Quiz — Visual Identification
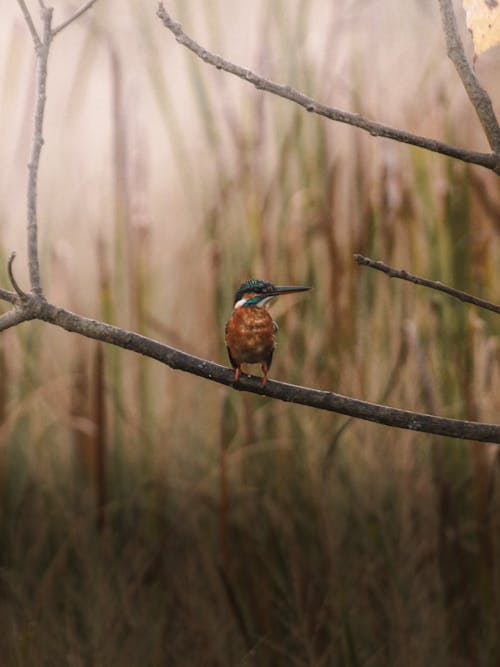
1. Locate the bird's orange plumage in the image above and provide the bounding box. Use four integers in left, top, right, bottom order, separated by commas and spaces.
224, 305, 276, 368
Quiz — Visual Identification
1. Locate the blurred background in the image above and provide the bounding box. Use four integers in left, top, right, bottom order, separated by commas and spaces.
0, 0, 499, 664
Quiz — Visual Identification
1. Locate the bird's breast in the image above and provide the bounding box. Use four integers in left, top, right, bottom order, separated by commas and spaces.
225, 307, 276, 364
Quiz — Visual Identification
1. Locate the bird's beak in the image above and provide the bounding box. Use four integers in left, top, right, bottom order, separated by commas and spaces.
268, 285, 311, 297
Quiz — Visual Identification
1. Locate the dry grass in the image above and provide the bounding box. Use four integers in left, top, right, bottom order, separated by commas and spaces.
0, 0, 499, 664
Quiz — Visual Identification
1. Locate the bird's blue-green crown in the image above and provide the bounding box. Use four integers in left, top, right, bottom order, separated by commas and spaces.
234, 279, 275, 306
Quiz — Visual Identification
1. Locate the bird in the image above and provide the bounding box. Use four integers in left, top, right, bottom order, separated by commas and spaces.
225, 279, 311, 386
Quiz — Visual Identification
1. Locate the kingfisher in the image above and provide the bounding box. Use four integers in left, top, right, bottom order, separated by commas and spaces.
225, 279, 311, 386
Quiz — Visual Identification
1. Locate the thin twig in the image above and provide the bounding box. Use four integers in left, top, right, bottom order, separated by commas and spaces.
16, 0, 42, 48
25, 5, 53, 297
7, 253, 28, 301
156, 3, 500, 174
354, 254, 500, 315
52, 0, 98, 37
438, 0, 500, 154
17, 0, 98, 300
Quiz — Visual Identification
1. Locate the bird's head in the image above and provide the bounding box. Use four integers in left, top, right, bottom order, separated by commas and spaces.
233, 279, 311, 309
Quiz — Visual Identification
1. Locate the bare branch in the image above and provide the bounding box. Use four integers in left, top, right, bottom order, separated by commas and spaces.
7, 253, 29, 301
354, 254, 500, 315
0, 309, 30, 334
2, 277, 500, 442
9, 300, 492, 445
16, 0, 42, 48
156, 3, 500, 174
0, 289, 17, 306
24, 5, 53, 298
20, 0, 98, 297
438, 0, 500, 154
52, 0, 98, 37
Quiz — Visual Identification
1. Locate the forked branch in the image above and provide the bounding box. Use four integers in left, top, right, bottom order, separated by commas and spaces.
156, 2, 500, 174
17, 0, 98, 297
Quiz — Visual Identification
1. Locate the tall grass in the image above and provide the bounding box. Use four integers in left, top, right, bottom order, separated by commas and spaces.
0, 0, 499, 664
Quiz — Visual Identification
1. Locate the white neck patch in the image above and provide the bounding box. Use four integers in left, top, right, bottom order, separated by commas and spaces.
234, 296, 273, 309
234, 298, 247, 309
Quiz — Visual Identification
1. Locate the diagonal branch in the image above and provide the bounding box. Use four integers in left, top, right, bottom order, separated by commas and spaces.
156, 3, 500, 174
438, 0, 500, 154
0, 309, 31, 333
0, 289, 17, 306
354, 254, 500, 315
16, 0, 42, 48
28, 301, 500, 445
52, 0, 98, 37
2, 284, 500, 441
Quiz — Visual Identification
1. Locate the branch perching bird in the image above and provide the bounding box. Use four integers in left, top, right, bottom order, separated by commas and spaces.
225, 279, 311, 385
